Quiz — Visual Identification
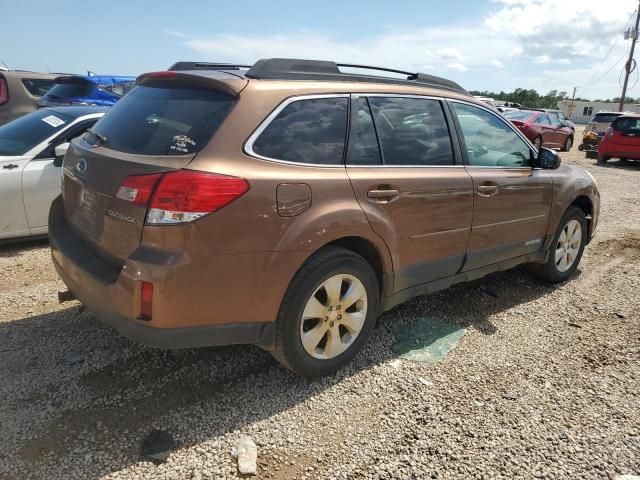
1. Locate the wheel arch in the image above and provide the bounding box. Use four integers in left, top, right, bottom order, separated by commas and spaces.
323, 236, 393, 297
570, 194, 594, 238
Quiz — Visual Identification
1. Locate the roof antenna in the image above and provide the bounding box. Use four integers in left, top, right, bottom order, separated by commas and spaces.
0, 60, 9, 71
87, 70, 96, 76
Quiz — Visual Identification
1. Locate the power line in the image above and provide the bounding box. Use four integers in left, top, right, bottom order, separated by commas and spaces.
583, 9, 635, 87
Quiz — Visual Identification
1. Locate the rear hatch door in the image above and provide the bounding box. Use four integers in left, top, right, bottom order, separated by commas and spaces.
61, 72, 244, 265
611, 116, 640, 146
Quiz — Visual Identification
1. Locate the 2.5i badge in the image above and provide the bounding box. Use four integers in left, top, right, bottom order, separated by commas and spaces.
169, 135, 196, 153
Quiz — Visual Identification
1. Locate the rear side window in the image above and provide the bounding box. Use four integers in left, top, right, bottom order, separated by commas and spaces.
367, 97, 454, 166
537, 114, 551, 125
22, 78, 56, 97
45, 78, 94, 99
89, 85, 236, 155
252, 97, 348, 165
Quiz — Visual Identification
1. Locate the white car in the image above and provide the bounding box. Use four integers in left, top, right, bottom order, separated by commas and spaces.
0, 106, 106, 241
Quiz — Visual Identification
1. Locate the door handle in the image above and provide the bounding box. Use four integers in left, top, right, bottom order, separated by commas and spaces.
477, 184, 499, 197
367, 188, 400, 202
2, 164, 19, 170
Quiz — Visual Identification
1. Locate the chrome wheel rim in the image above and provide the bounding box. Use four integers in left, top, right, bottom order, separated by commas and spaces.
555, 219, 582, 272
299, 274, 367, 360
534, 137, 542, 149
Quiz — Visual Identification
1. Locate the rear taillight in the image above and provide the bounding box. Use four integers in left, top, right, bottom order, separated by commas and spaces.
116, 173, 163, 205
606, 127, 614, 138
116, 170, 249, 224
140, 281, 153, 320
0, 78, 7, 106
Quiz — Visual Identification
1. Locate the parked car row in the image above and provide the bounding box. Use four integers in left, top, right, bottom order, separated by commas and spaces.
0, 69, 133, 127
42, 58, 599, 377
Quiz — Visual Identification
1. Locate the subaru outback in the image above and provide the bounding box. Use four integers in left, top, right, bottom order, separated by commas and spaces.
49, 59, 600, 377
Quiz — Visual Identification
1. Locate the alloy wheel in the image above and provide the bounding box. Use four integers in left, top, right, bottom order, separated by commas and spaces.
299, 274, 368, 360
555, 219, 582, 272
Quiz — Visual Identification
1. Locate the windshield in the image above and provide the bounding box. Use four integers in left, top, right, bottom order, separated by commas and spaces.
504, 111, 534, 121
45, 78, 94, 99
0, 109, 74, 156
89, 85, 236, 156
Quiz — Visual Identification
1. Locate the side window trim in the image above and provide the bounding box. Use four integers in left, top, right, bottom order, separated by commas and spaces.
346, 94, 383, 166
244, 93, 350, 168
446, 98, 536, 169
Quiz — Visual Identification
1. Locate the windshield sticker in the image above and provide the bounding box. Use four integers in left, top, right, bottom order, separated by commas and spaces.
170, 134, 196, 153
42, 115, 66, 128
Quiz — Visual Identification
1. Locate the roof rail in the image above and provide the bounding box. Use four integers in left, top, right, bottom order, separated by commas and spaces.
168, 61, 252, 71
245, 58, 468, 93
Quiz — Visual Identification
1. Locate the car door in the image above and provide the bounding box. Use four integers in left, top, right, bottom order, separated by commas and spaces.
0, 155, 31, 239
449, 100, 553, 271
345, 95, 473, 291
22, 119, 98, 234
548, 113, 567, 147
535, 114, 556, 147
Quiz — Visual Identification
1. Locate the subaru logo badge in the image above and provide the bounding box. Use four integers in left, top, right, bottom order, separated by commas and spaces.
76, 158, 88, 174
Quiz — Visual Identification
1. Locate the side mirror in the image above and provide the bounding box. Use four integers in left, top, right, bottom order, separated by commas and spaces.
535, 147, 561, 169
53, 142, 69, 167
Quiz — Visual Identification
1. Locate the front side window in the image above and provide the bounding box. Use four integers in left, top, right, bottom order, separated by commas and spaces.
451, 102, 532, 167
252, 97, 348, 165
367, 97, 454, 166
548, 113, 562, 126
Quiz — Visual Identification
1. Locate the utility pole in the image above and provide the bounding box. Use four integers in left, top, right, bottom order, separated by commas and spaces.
619, 1, 640, 112
568, 86, 577, 119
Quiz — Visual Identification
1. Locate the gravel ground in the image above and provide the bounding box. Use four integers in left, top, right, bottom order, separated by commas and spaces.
0, 149, 639, 480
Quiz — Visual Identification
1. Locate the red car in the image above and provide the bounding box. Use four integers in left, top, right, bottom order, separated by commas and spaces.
504, 109, 574, 151
598, 113, 640, 164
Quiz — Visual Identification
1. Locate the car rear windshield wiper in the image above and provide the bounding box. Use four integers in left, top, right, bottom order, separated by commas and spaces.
85, 128, 108, 147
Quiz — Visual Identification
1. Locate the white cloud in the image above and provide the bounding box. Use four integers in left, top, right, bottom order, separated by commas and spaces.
435, 47, 465, 62
446, 62, 469, 72
168, 0, 637, 98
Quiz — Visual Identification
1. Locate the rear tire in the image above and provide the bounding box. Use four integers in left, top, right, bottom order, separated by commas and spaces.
562, 135, 573, 152
530, 206, 587, 283
597, 154, 609, 164
271, 247, 379, 378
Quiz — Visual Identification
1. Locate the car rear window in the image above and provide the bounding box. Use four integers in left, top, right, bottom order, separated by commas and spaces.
45, 78, 94, 99
592, 113, 621, 124
503, 111, 534, 121
613, 117, 640, 132
22, 78, 56, 97
0, 109, 74, 155
89, 85, 236, 156
251, 97, 349, 165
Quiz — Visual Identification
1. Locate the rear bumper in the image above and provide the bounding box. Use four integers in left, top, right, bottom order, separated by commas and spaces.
48, 196, 275, 349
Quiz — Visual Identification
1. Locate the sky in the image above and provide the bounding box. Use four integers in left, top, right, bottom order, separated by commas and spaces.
1, 0, 638, 100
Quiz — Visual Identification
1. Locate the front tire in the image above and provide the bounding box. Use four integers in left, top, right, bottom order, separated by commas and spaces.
271, 247, 379, 378
562, 135, 573, 152
530, 206, 587, 283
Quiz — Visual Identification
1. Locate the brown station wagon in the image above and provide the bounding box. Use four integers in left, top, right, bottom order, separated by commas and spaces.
49, 59, 600, 377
